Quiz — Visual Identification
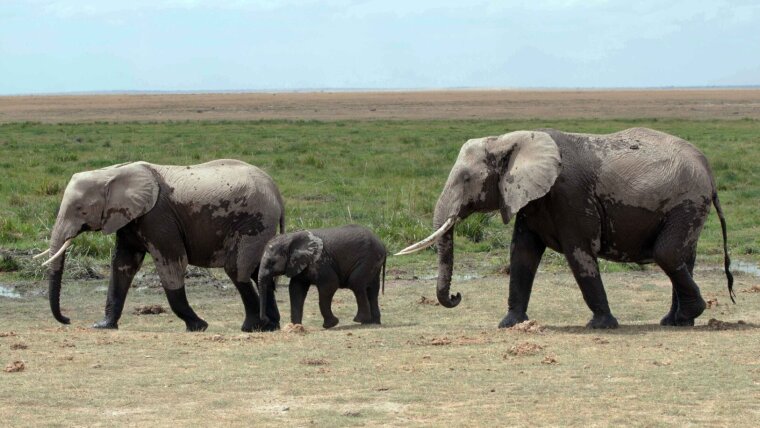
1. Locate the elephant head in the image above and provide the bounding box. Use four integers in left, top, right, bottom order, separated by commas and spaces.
257, 231, 323, 322
39, 162, 159, 324
397, 131, 562, 307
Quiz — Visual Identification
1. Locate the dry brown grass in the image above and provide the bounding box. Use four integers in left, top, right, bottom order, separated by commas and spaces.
2, 88, 760, 123
1, 267, 758, 426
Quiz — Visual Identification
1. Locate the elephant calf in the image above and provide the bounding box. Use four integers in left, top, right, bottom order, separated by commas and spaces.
257, 225, 387, 329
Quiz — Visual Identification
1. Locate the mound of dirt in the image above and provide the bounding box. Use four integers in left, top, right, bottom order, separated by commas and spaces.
705, 318, 747, 330
4, 361, 25, 373
0, 331, 17, 338
508, 320, 546, 334
417, 296, 439, 306
300, 358, 328, 366
430, 337, 452, 346
10, 343, 27, 350
133, 305, 165, 315
506, 342, 544, 357
706, 298, 719, 309
741, 285, 760, 293
283, 323, 307, 334
541, 355, 559, 365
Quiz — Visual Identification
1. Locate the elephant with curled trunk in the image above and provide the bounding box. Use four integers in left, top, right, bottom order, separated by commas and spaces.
398, 127, 733, 329
38, 159, 284, 332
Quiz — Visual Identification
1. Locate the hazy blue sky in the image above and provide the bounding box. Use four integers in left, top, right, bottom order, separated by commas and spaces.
1, 0, 759, 94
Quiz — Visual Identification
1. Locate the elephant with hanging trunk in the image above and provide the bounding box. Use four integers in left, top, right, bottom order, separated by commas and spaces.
397, 127, 734, 329
37, 159, 284, 332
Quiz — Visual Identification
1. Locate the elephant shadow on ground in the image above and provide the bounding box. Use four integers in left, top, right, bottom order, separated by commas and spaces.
544, 321, 759, 336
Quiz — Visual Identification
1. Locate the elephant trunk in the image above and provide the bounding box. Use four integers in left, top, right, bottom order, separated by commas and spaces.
47, 226, 73, 324
433, 195, 462, 308
46, 213, 80, 325
257, 270, 274, 324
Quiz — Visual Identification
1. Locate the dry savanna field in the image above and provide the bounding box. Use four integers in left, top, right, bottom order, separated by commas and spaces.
1, 89, 759, 426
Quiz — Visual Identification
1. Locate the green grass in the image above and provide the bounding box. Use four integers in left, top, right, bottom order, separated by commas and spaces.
1, 119, 758, 276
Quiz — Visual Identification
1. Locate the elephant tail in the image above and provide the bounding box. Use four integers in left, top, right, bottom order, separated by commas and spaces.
712, 191, 735, 303
381, 256, 386, 295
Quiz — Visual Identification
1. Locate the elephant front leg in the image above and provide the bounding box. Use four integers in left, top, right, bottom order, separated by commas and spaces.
564, 247, 618, 329
288, 278, 310, 325
155, 256, 207, 332
94, 233, 145, 329
317, 283, 339, 329
499, 219, 546, 328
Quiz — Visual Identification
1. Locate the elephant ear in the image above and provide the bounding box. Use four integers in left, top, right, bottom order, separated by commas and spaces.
101, 163, 159, 234
286, 232, 323, 277
488, 131, 562, 224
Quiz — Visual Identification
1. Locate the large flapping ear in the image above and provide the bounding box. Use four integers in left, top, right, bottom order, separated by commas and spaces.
101, 163, 159, 234
486, 131, 562, 224
286, 232, 324, 277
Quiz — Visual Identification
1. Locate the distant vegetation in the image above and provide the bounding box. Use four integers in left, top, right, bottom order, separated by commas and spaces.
1, 119, 757, 277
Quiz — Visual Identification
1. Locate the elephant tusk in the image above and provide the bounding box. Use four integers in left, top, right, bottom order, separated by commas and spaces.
32, 249, 50, 259
395, 218, 456, 256
41, 239, 73, 267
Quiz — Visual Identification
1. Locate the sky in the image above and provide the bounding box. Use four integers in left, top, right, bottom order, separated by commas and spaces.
1, 0, 759, 94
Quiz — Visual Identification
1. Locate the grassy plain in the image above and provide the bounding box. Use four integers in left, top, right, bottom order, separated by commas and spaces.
1, 114, 759, 426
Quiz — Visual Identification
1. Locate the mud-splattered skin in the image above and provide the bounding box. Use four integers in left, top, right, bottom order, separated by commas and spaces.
44, 159, 284, 332
257, 225, 387, 329
423, 128, 732, 329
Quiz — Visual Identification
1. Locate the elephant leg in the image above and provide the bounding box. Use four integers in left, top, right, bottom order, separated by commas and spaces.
94, 231, 145, 329
225, 266, 279, 332
564, 247, 618, 329
660, 252, 696, 326
351, 286, 373, 324
164, 287, 208, 332
288, 277, 310, 325
154, 255, 207, 332
367, 279, 382, 324
654, 218, 705, 326
317, 283, 339, 329
499, 217, 546, 328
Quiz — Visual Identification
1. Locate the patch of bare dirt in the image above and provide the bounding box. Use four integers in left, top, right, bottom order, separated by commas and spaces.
283, 323, 307, 334
430, 337, 452, 346
506, 342, 544, 357
507, 320, 547, 334
741, 285, 760, 293
205, 334, 226, 342
10, 343, 28, 350
133, 304, 166, 315
3, 89, 759, 123
4, 360, 25, 373
0, 331, 17, 338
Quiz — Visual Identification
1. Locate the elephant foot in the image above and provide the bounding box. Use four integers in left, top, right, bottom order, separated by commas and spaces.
322, 317, 339, 329
498, 310, 529, 329
92, 319, 118, 329
586, 313, 619, 329
242, 318, 280, 332
659, 311, 677, 326
675, 298, 705, 326
353, 314, 373, 324
185, 319, 209, 332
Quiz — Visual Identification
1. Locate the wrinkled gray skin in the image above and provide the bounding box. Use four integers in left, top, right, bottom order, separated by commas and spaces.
45, 159, 284, 332
257, 225, 386, 329
427, 128, 733, 328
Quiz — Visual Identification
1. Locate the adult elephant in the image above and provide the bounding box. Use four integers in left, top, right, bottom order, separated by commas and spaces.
397, 128, 733, 328
37, 159, 284, 332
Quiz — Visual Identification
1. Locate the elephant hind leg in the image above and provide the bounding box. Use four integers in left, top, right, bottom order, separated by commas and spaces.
367, 278, 382, 324
654, 217, 705, 326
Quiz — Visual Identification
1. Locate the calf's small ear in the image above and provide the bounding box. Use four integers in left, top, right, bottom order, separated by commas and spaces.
286, 232, 323, 277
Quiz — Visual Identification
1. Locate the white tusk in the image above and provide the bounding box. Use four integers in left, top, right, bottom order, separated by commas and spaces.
32, 249, 50, 259
41, 239, 73, 267
395, 218, 456, 256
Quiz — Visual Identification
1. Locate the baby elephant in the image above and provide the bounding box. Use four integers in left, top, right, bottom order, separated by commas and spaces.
257, 225, 386, 328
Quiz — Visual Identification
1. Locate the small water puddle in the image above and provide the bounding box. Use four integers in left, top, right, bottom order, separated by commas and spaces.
734, 261, 760, 277
0, 285, 21, 299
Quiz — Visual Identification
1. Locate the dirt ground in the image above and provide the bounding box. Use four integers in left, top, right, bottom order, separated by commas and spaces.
2, 88, 760, 123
